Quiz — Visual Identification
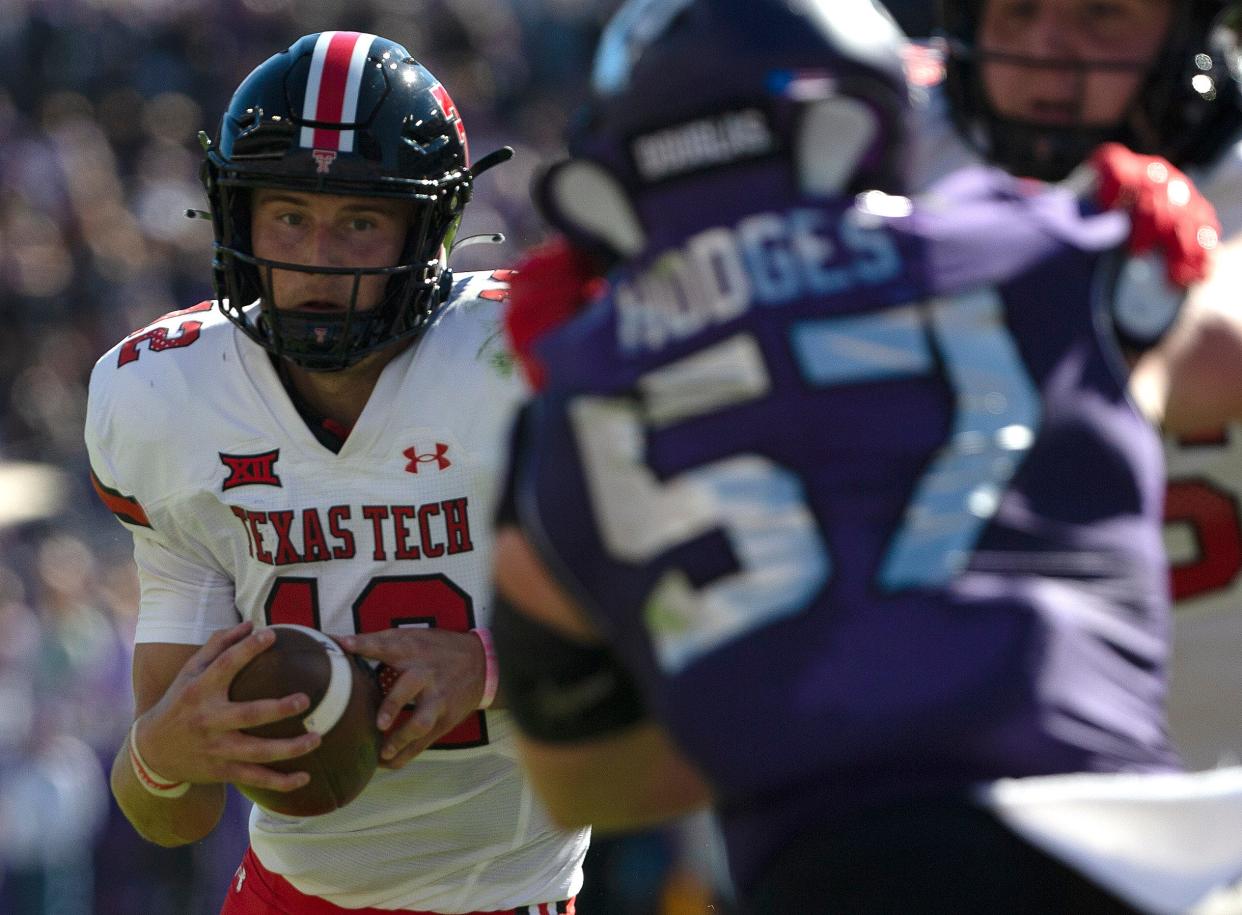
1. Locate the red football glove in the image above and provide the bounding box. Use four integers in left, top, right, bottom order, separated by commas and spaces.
504, 237, 607, 390
1089, 142, 1220, 288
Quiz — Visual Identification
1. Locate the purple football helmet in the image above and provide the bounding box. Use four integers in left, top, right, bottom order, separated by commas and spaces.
536, 0, 912, 262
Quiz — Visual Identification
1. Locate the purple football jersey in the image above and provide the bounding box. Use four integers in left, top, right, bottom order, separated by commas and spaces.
510, 164, 1179, 891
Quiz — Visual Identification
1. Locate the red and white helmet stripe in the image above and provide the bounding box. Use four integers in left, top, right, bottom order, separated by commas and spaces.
300, 30, 378, 152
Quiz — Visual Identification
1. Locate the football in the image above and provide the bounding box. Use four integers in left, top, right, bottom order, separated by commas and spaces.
228, 624, 382, 817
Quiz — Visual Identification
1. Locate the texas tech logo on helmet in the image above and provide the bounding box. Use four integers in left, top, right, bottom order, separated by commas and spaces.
429, 82, 470, 165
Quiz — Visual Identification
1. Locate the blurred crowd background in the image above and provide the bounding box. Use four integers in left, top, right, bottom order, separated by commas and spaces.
0, 1, 930, 912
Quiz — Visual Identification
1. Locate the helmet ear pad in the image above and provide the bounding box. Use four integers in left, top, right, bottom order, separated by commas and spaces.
534, 158, 647, 265
378, 201, 460, 338
793, 73, 908, 199
796, 98, 879, 198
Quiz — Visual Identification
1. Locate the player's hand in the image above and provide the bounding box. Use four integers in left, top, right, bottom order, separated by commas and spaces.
134, 622, 320, 793
1088, 142, 1220, 288
504, 236, 607, 390
337, 628, 486, 769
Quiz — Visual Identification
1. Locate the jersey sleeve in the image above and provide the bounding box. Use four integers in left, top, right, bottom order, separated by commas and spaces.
130, 530, 238, 644
85, 343, 238, 646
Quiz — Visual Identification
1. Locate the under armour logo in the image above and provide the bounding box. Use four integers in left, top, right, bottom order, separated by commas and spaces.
234, 863, 247, 893
220, 449, 282, 490
404, 443, 451, 473
312, 149, 337, 173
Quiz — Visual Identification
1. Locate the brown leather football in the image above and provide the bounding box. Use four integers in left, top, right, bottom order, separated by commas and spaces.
227, 624, 381, 817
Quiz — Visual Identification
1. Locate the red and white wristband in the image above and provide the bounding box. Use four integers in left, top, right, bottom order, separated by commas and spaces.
471, 627, 498, 710
128, 720, 190, 798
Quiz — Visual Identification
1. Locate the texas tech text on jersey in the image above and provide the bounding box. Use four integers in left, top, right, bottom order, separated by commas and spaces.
228, 499, 475, 566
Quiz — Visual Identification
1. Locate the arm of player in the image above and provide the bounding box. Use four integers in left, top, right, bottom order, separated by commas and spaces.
516, 720, 717, 833
338, 626, 491, 769
1131, 234, 1242, 435
113, 623, 320, 847
492, 526, 714, 832
1080, 143, 1242, 433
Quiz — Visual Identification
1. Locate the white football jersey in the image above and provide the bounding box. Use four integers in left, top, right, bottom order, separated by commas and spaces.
85, 271, 589, 911
907, 50, 1242, 769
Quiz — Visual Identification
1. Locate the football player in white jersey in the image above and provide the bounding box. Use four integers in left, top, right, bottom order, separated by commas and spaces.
84, 31, 588, 915
913, 0, 1242, 769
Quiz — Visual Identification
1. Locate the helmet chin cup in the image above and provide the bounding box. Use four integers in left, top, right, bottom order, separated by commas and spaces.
535, 159, 646, 263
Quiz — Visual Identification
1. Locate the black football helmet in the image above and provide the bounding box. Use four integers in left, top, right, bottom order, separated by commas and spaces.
535, 0, 911, 263
939, 0, 1242, 181
202, 31, 479, 371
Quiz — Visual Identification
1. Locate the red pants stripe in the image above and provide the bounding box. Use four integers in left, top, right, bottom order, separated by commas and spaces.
219, 847, 576, 915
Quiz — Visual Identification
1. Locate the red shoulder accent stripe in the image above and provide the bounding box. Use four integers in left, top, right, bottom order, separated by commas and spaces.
151, 300, 214, 324
90, 469, 151, 528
